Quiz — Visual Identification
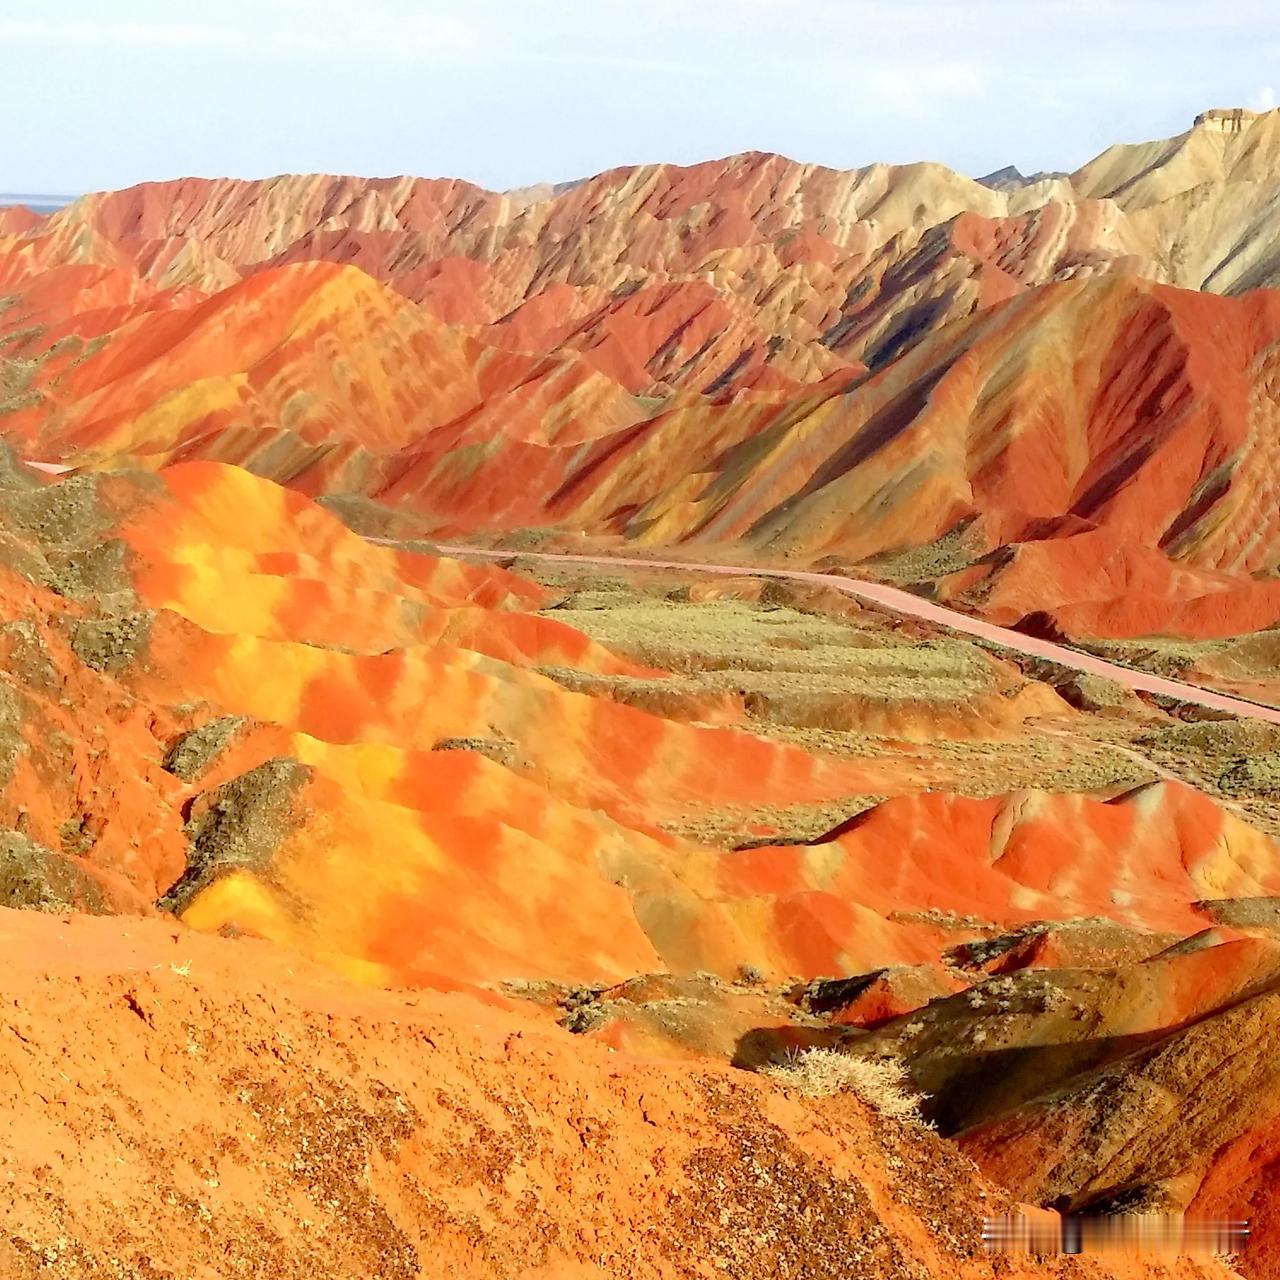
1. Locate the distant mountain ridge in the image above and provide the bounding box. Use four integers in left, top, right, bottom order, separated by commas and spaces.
5, 110, 1280, 639
0, 193, 73, 213
975, 164, 1069, 191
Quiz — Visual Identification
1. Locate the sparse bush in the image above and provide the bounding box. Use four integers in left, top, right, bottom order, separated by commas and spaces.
0, 356, 44, 414
492, 525, 569, 551
0, 324, 48, 351
1219, 751, 1280, 797
762, 1049, 928, 1123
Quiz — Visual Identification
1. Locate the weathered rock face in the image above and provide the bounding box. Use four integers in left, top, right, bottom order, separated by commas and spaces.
955, 965, 1280, 1278
8, 109, 1280, 1280
11, 114, 1280, 639
5, 907, 1234, 1280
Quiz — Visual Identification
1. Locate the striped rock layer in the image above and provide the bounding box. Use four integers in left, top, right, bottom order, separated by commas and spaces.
0, 458, 1270, 990
8, 113, 1280, 636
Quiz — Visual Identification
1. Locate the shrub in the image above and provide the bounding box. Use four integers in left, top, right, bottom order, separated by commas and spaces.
762, 1049, 928, 1123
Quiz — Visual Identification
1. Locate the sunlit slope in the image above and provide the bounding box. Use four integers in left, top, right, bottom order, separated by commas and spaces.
24, 256, 1280, 639
122, 460, 657, 672
107, 464, 915, 980
41, 461, 1264, 986
2, 260, 646, 475
0, 451, 1278, 1006
121, 472, 1280, 978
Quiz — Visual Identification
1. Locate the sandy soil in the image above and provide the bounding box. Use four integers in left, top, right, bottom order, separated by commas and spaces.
1, 906, 1227, 1280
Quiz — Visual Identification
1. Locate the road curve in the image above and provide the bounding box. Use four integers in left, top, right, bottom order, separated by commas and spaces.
429, 543, 1280, 728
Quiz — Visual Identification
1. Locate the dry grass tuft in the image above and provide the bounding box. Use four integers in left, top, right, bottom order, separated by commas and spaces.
762, 1049, 929, 1123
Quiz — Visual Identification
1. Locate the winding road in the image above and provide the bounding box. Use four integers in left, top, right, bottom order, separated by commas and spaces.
429, 544, 1280, 728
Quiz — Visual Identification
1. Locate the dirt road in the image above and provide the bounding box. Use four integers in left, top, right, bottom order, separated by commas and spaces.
431, 544, 1280, 727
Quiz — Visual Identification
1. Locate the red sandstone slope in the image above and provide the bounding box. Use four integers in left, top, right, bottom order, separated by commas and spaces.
0, 455, 1272, 988
12, 228, 1280, 639
406, 274, 1280, 641
0, 437, 1274, 1268
4, 906, 1234, 1280
13, 109, 1280, 394
8, 116, 1280, 639
0, 259, 648, 477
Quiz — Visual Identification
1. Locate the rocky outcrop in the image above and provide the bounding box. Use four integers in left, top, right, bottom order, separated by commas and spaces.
5, 907, 1223, 1280
1194, 107, 1260, 131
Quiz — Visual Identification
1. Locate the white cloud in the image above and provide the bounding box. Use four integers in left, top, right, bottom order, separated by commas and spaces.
1253, 85, 1276, 111
0, 9, 707, 73
861, 60, 990, 119
0, 11, 478, 60
0, 18, 249, 48
534, 54, 711, 76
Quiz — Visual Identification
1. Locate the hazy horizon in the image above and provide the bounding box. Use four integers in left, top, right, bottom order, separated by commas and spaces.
2, 1, 1278, 195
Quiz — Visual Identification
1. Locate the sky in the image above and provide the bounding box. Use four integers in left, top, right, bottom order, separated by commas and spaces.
3, 0, 1279, 195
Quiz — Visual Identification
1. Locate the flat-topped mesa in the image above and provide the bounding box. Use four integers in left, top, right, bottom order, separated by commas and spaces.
1193, 106, 1260, 132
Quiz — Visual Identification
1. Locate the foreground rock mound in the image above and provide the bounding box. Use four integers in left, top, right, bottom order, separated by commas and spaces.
4, 907, 1209, 1280
810, 936, 1280, 1277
